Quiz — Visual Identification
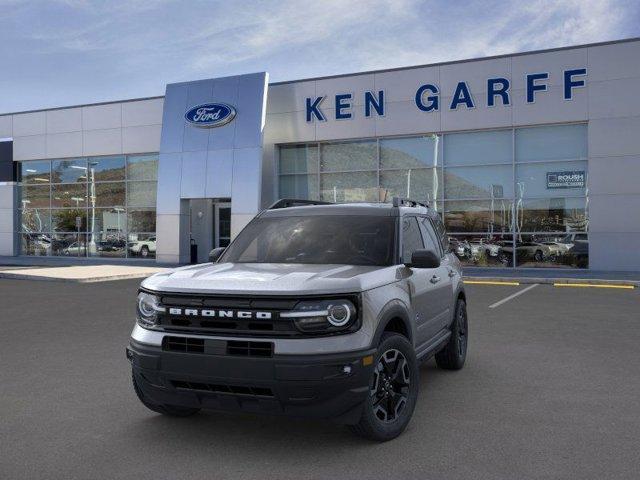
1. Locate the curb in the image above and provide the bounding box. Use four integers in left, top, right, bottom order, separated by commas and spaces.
463, 276, 639, 287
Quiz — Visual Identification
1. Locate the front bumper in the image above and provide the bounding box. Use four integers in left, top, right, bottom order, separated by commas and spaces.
128, 339, 376, 424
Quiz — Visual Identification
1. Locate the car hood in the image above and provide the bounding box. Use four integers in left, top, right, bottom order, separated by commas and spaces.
141, 262, 399, 295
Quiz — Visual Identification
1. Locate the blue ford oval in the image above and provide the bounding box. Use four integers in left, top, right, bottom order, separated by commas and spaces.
185, 103, 237, 128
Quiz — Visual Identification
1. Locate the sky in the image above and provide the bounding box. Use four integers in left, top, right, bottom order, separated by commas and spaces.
0, 0, 638, 113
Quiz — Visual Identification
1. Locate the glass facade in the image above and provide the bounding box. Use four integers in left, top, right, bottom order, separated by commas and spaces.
18, 154, 158, 259
278, 124, 588, 268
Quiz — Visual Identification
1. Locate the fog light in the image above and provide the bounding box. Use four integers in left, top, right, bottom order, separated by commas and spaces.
342, 365, 352, 375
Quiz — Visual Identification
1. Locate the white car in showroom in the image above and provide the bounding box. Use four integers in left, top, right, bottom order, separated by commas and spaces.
128, 236, 156, 258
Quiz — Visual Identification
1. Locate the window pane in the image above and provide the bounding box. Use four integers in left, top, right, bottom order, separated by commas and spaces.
21, 184, 50, 208
448, 233, 513, 267
21, 233, 52, 256
90, 156, 125, 181
444, 130, 512, 166
52, 209, 87, 232
128, 209, 156, 232
279, 145, 318, 174
52, 183, 87, 208
380, 136, 441, 169
127, 154, 158, 180
515, 234, 588, 269
320, 171, 378, 202
20, 209, 50, 233
51, 158, 87, 183
279, 174, 319, 200
444, 165, 513, 199
128, 234, 156, 259
516, 124, 587, 162
94, 182, 125, 207
88, 234, 126, 258
321, 140, 377, 172
516, 161, 587, 198
89, 208, 127, 238
380, 168, 441, 204
50, 233, 87, 257
444, 200, 513, 233
417, 217, 441, 256
401, 217, 424, 264
516, 197, 588, 232
21, 160, 50, 184
127, 181, 157, 207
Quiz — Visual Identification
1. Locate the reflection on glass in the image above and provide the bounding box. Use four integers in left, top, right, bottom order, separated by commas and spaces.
50, 233, 87, 257
279, 145, 318, 174
128, 209, 156, 232
127, 181, 157, 207
128, 233, 156, 258
51, 158, 87, 183
21, 185, 50, 208
127, 155, 158, 181
21, 233, 52, 256
88, 233, 126, 258
380, 136, 440, 169
321, 141, 377, 172
20, 209, 51, 233
444, 130, 512, 166
514, 234, 588, 269
515, 197, 587, 233
52, 183, 87, 208
279, 174, 319, 200
444, 200, 513, 233
21, 160, 50, 184
515, 161, 587, 198
94, 182, 125, 207
91, 156, 125, 181
51, 209, 87, 232
448, 234, 513, 267
320, 172, 378, 202
516, 124, 587, 162
444, 165, 513, 199
380, 169, 440, 205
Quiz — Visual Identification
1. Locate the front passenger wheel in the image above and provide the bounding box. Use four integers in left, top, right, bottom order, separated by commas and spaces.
351, 333, 419, 441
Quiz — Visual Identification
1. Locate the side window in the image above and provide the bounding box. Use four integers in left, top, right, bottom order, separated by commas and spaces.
433, 215, 449, 252
418, 217, 442, 257
401, 217, 424, 264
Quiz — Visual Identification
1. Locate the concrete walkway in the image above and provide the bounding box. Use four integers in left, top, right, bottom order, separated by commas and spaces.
0, 265, 169, 283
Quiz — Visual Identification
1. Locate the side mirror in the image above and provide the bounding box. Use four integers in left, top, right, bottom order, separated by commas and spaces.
208, 247, 226, 263
406, 249, 440, 268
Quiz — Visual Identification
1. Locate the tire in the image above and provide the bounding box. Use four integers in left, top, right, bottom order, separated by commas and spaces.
534, 249, 543, 262
132, 372, 200, 417
350, 333, 419, 441
140, 246, 149, 258
435, 299, 468, 370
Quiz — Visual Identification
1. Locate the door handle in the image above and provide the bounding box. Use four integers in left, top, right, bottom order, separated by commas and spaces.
448, 269, 456, 278
430, 275, 441, 284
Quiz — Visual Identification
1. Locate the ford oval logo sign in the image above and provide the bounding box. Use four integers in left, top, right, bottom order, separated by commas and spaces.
184, 103, 236, 128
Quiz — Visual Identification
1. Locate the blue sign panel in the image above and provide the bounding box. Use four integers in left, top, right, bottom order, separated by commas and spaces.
546, 171, 586, 189
185, 103, 236, 128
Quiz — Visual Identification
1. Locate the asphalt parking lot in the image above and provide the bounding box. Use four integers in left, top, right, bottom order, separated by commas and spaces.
1, 278, 639, 480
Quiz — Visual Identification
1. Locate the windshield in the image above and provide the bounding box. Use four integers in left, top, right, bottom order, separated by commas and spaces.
220, 215, 396, 266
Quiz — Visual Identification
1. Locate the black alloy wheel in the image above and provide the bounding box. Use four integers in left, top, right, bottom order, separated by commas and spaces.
371, 349, 411, 423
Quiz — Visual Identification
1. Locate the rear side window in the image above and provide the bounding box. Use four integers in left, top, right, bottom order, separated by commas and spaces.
401, 217, 424, 264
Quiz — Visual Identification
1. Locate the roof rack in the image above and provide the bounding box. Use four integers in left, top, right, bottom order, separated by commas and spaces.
268, 198, 334, 210
392, 197, 429, 208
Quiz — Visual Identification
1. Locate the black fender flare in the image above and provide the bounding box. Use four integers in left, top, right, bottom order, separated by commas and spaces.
371, 299, 414, 347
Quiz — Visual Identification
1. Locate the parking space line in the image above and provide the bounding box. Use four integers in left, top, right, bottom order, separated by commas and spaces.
464, 280, 520, 286
554, 283, 635, 289
489, 283, 539, 309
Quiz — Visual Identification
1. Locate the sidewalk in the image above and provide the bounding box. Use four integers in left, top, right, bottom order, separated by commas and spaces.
463, 268, 640, 287
0, 265, 169, 283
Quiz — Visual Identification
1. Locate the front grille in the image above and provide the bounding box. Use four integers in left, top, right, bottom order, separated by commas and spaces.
163, 336, 204, 353
171, 380, 274, 397
227, 340, 273, 357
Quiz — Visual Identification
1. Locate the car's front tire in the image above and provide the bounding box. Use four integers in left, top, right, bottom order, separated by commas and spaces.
435, 298, 468, 370
132, 372, 200, 417
351, 333, 419, 441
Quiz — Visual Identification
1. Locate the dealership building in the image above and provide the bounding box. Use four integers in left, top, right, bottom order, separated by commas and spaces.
0, 37, 639, 271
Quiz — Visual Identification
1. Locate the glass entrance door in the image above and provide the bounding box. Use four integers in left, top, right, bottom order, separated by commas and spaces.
214, 203, 231, 248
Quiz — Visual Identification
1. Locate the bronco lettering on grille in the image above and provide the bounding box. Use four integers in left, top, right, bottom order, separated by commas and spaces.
168, 308, 272, 320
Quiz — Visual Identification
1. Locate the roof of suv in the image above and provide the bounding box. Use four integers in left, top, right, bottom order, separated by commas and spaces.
261, 201, 432, 218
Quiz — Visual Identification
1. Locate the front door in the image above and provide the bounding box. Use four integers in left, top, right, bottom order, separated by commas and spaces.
214, 203, 231, 248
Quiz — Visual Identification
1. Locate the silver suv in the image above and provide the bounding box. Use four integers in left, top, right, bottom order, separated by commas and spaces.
127, 198, 467, 441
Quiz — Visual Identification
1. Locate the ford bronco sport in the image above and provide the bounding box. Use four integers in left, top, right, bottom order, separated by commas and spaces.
127, 197, 467, 441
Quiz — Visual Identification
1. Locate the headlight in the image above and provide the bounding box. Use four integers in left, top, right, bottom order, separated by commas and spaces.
281, 299, 358, 334
136, 291, 165, 327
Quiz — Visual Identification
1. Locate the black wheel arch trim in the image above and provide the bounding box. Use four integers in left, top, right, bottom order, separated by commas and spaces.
371, 300, 414, 347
